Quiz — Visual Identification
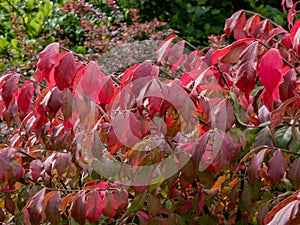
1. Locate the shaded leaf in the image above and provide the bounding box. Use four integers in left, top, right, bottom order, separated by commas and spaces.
47, 87, 63, 117
5, 194, 15, 214
44, 191, 61, 225
224, 10, 244, 37
30, 159, 43, 182
102, 191, 118, 218
253, 127, 274, 148
86, 190, 103, 223
235, 41, 258, 99
247, 148, 268, 184
0, 156, 10, 184
25, 188, 46, 225
62, 88, 74, 122
279, 69, 297, 102
70, 192, 86, 225
98, 76, 114, 104
288, 159, 300, 188
147, 193, 162, 217
267, 150, 286, 186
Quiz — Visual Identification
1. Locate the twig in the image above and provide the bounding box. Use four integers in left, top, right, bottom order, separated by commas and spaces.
215, 64, 230, 90
244, 10, 281, 28
178, 37, 198, 51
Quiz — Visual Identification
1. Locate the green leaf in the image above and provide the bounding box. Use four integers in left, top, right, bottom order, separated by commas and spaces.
229, 91, 249, 126
127, 192, 147, 214
275, 126, 292, 148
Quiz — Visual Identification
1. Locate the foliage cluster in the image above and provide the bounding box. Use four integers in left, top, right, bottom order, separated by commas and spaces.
2, 0, 300, 224
116, 0, 288, 46
0, 0, 168, 74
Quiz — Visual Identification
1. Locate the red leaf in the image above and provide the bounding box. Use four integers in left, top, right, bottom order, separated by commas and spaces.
290, 20, 300, 55
132, 60, 159, 81
102, 191, 118, 218
224, 10, 245, 37
267, 150, 286, 186
17, 81, 34, 112
247, 148, 268, 184
212, 38, 255, 65
168, 40, 185, 72
265, 190, 300, 225
30, 159, 44, 182
279, 69, 297, 102
288, 159, 300, 188
5, 194, 15, 214
25, 189, 46, 225
235, 41, 259, 99
156, 34, 177, 64
233, 11, 247, 40
258, 48, 283, 101
253, 20, 274, 39
47, 87, 63, 118
44, 191, 61, 225
70, 192, 86, 225
37, 43, 60, 82
98, 76, 114, 104
244, 15, 261, 36
2, 74, 20, 109
86, 190, 103, 222
54, 51, 76, 90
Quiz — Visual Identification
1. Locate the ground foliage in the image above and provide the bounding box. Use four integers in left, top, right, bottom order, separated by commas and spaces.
1, 1, 300, 224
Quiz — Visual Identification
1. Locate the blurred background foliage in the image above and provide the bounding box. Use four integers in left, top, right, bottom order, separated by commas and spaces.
0, 0, 287, 73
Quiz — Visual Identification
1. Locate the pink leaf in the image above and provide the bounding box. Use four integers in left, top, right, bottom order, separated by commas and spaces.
47, 87, 63, 118
2, 74, 20, 109
86, 190, 103, 222
54, 152, 74, 177
233, 11, 247, 40
258, 48, 283, 101
168, 40, 185, 72
279, 69, 297, 102
54, 51, 76, 90
98, 76, 114, 104
17, 81, 34, 112
156, 34, 177, 64
37, 43, 60, 82
290, 20, 300, 55
244, 15, 261, 36
267, 150, 286, 186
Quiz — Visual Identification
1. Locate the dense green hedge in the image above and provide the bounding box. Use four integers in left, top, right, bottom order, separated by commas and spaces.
116, 0, 286, 46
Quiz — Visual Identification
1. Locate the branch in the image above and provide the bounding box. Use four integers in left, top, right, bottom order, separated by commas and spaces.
244, 10, 281, 28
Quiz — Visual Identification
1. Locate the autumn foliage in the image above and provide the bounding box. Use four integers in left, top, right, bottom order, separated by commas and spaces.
1, 1, 300, 224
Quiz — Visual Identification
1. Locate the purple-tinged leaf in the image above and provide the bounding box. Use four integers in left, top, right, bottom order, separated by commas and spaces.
156, 34, 177, 64
235, 41, 259, 99
47, 87, 63, 118
0, 156, 10, 184
5, 194, 15, 214
147, 193, 162, 217
247, 148, 268, 184
288, 159, 300, 188
44, 191, 61, 225
267, 150, 286, 186
279, 69, 297, 102
224, 10, 244, 37
102, 191, 118, 218
30, 159, 44, 182
70, 192, 86, 225
25, 188, 46, 225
